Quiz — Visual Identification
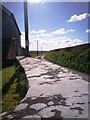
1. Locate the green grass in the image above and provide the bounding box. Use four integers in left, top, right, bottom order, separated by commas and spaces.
45, 43, 90, 74
1, 59, 28, 112
2, 66, 15, 87
29, 51, 44, 58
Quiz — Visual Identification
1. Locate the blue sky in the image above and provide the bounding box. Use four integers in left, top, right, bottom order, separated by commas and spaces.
3, 2, 89, 51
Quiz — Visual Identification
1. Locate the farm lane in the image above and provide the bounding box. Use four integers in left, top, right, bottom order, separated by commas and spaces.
1, 57, 89, 119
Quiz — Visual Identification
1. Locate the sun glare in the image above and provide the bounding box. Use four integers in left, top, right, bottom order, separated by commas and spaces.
28, 0, 42, 4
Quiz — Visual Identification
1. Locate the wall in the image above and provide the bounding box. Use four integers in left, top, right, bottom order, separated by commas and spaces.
2, 7, 21, 60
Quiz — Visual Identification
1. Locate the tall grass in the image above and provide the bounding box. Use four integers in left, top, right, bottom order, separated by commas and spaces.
45, 43, 90, 74
29, 51, 44, 58
1, 59, 28, 112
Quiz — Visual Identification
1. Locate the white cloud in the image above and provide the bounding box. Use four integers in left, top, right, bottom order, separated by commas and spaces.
52, 28, 75, 35
68, 13, 87, 22
21, 32, 25, 48
87, 13, 90, 17
28, 0, 42, 4
86, 29, 90, 33
30, 30, 46, 34
21, 29, 83, 51
69, 29, 76, 32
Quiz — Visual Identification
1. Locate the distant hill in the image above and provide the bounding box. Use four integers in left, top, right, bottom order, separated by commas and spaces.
45, 43, 90, 74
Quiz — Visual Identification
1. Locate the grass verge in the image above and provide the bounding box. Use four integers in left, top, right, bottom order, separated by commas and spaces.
29, 51, 44, 58
1, 59, 28, 112
45, 43, 90, 74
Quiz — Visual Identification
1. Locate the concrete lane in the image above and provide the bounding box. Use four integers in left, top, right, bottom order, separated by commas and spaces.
1, 57, 89, 120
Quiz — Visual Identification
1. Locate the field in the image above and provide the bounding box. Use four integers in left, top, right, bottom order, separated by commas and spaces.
29, 51, 46, 58
45, 43, 90, 74
1, 59, 28, 112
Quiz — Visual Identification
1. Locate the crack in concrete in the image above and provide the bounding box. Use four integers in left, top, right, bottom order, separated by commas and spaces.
70, 107, 84, 114
1, 57, 88, 119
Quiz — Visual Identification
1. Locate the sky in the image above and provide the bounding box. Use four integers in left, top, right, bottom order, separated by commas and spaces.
3, 1, 89, 51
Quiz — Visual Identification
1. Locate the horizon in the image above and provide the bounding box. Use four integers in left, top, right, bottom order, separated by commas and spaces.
25, 42, 89, 52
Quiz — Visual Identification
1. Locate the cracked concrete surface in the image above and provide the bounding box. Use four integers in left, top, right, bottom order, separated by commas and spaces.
1, 57, 89, 120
